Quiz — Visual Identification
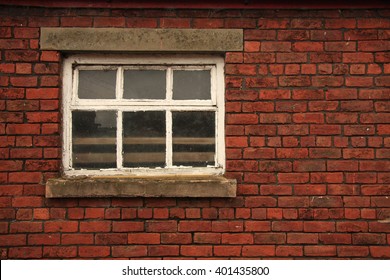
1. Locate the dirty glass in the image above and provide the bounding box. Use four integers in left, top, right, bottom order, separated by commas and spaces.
124, 70, 166, 99
123, 111, 166, 168
173, 70, 211, 100
78, 70, 116, 99
72, 111, 117, 169
172, 111, 215, 167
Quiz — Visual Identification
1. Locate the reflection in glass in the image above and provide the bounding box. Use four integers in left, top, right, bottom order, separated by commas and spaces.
124, 70, 166, 99
123, 111, 166, 168
173, 70, 211, 100
72, 111, 117, 169
78, 70, 116, 99
172, 111, 215, 167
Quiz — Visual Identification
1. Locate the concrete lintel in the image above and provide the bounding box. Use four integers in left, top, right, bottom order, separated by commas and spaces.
40, 28, 243, 52
46, 176, 237, 198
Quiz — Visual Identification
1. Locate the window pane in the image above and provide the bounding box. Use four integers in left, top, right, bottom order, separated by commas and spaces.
123, 111, 166, 168
78, 70, 116, 99
124, 70, 166, 99
173, 70, 211, 100
72, 111, 117, 169
172, 111, 215, 167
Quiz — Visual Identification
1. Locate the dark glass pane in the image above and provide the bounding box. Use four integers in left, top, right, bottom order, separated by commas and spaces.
172, 111, 215, 167
123, 111, 166, 168
72, 111, 116, 169
173, 70, 211, 100
78, 70, 116, 99
124, 70, 166, 99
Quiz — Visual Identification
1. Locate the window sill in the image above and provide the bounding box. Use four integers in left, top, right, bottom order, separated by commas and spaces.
46, 175, 237, 198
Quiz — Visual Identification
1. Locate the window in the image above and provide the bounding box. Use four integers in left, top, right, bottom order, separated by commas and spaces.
62, 55, 225, 176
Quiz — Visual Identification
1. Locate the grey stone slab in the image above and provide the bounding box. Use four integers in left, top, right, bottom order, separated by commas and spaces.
46, 175, 237, 198
40, 28, 243, 52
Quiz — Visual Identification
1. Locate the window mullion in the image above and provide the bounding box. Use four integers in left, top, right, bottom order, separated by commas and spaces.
117, 110, 123, 169
166, 67, 173, 101
115, 68, 124, 170
166, 110, 172, 168
116, 66, 124, 100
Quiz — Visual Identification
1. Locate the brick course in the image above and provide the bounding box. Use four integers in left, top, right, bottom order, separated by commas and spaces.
0, 5, 389, 259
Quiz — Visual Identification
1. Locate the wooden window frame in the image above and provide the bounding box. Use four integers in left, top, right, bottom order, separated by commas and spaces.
62, 54, 226, 177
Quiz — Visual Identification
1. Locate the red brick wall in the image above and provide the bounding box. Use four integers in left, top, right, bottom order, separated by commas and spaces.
0, 6, 389, 259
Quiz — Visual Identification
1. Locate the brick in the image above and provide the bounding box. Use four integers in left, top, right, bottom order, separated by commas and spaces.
5, 50, 39, 61
338, 246, 369, 257
294, 185, 326, 195
254, 233, 286, 244
62, 233, 93, 245
304, 245, 336, 257
242, 102, 274, 112
325, 19, 356, 28
194, 233, 221, 244
327, 160, 359, 171
319, 233, 351, 244
369, 222, 390, 233
277, 30, 310, 40
61, 17, 93, 27
214, 245, 241, 256
370, 246, 390, 258
44, 221, 78, 233
161, 233, 192, 244
0, 160, 23, 171
278, 173, 309, 184
181, 245, 212, 257
0, 234, 26, 246
272, 221, 303, 232
276, 245, 303, 257
226, 64, 256, 76
94, 17, 125, 27
79, 246, 110, 258
337, 222, 368, 232
212, 221, 243, 233
343, 149, 374, 159
26, 88, 59, 99
310, 196, 343, 207
360, 89, 390, 100
343, 52, 374, 63
279, 76, 311, 87
126, 233, 160, 244
242, 245, 275, 257
287, 233, 318, 244
10, 221, 42, 233
293, 42, 323, 52
225, 18, 256, 28
276, 53, 307, 63
149, 245, 179, 256
9, 247, 42, 259
244, 53, 276, 64
293, 113, 324, 124
226, 114, 258, 124
10, 148, 42, 159
9, 172, 41, 183
261, 41, 291, 52
112, 246, 147, 257
244, 30, 276, 40
353, 233, 387, 245
193, 18, 223, 29
304, 221, 336, 233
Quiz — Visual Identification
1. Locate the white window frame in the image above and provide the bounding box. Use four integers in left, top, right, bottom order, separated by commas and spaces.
62, 54, 225, 176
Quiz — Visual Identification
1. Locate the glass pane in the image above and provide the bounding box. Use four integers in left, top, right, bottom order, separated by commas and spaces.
78, 70, 116, 99
72, 111, 117, 169
173, 70, 211, 100
123, 111, 166, 168
172, 111, 215, 167
124, 70, 166, 99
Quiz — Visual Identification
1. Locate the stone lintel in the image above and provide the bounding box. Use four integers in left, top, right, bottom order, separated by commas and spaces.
40, 28, 243, 52
46, 176, 237, 198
